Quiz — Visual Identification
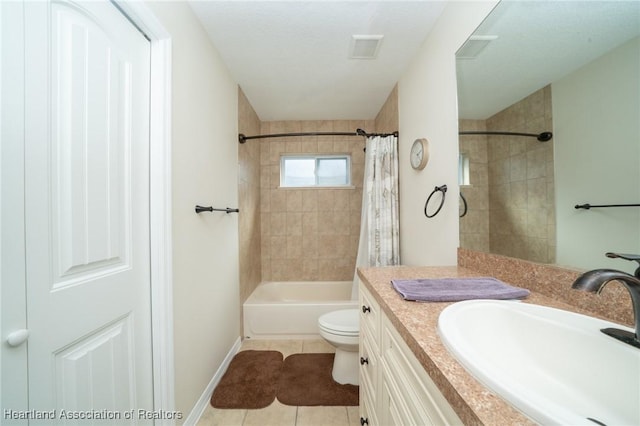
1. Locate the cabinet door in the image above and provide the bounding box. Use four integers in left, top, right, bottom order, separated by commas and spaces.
382, 315, 463, 425
380, 372, 413, 426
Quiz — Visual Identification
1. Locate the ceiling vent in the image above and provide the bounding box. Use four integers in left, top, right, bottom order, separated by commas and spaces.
457, 35, 498, 59
350, 35, 384, 59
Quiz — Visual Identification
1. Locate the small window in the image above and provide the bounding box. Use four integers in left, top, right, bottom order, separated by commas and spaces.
281, 155, 351, 188
458, 153, 470, 186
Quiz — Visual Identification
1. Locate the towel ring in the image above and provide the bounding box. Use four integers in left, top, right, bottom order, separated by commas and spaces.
424, 185, 447, 218
459, 192, 468, 218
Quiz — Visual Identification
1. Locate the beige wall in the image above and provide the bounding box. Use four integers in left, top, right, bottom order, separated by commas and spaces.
554, 37, 640, 274
487, 86, 555, 263
398, 1, 499, 266
238, 89, 261, 318
260, 120, 373, 282
146, 2, 240, 419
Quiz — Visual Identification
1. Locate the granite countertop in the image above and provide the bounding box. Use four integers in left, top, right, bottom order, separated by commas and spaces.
357, 265, 595, 426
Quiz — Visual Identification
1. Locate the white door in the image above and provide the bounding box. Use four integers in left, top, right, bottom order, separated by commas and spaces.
10, 0, 153, 421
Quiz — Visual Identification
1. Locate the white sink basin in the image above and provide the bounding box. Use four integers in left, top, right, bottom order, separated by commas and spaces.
438, 300, 640, 426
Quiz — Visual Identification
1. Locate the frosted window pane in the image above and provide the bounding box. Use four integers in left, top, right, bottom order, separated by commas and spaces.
283, 158, 316, 186
281, 155, 351, 187
458, 153, 470, 186
317, 158, 348, 185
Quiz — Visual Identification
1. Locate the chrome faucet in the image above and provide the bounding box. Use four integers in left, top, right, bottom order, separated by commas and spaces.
572, 253, 640, 349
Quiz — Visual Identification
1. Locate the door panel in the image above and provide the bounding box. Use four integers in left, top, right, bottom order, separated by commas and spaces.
54, 315, 135, 412
51, 1, 132, 287
23, 0, 153, 419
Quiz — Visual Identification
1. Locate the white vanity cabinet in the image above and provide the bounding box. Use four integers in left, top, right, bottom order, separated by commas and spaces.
359, 282, 382, 426
359, 283, 463, 426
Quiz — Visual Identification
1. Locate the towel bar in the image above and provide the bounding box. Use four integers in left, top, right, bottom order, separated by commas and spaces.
575, 203, 640, 210
195, 205, 239, 214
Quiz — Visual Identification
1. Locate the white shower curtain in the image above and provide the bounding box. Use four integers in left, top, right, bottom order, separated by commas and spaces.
351, 134, 400, 299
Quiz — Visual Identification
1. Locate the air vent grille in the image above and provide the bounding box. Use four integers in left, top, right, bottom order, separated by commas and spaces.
457, 35, 498, 59
350, 35, 384, 59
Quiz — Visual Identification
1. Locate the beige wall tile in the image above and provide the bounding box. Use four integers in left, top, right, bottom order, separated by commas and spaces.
286, 191, 302, 211
286, 212, 302, 236
237, 88, 262, 335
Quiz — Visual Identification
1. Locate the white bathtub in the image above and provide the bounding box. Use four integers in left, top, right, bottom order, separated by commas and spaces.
243, 281, 358, 339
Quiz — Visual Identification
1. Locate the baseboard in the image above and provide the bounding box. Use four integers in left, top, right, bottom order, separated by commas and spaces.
183, 336, 242, 425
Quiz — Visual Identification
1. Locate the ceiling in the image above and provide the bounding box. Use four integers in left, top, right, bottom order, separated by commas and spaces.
188, 1, 447, 121
188, 1, 640, 123
456, 1, 640, 120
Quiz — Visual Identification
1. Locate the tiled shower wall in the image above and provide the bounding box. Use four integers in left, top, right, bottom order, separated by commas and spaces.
459, 86, 555, 264
375, 85, 398, 134
487, 86, 555, 263
458, 120, 490, 252
238, 89, 262, 304
259, 120, 372, 282
256, 87, 400, 282
239, 86, 399, 284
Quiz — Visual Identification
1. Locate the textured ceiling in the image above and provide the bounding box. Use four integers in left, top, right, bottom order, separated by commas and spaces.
188, 1, 640, 122
188, 1, 447, 121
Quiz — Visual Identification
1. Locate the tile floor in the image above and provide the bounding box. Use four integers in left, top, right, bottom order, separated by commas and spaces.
196, 339, 361, 426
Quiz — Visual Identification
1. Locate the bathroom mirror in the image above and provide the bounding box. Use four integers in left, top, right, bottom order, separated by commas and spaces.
456, 0, 640, 274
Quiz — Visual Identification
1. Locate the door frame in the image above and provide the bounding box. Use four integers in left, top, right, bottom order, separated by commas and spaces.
113, 2, 175, 420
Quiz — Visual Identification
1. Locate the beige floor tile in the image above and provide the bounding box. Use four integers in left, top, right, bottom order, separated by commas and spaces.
239, 339, 272, 351
296, 406, 349, 426
345, 406, 360, 426
302, 339, 334, 353
196, 406, 246, 426
269, 339, 304, 357
243, 401, 297, 426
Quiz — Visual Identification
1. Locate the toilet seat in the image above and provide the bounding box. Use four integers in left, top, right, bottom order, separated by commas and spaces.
318, 309, 359, 337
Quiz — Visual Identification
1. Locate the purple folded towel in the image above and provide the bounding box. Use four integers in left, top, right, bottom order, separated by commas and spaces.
390, 277, 530, 302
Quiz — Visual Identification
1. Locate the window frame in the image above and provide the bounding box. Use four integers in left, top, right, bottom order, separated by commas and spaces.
458, 152, 471, 186
280, 154, 352, 188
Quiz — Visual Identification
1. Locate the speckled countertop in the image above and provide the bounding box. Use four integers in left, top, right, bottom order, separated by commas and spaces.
357, 265, 605, 426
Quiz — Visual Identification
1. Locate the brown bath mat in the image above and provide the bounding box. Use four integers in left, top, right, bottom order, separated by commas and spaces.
277, 353, 359, 406
210, 350, 283, 409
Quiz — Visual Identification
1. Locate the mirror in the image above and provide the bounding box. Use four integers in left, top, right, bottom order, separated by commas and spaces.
456, 0, 640, 274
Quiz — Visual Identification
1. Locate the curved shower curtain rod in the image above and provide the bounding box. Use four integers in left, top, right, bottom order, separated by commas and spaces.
238, 128, 398, 144
459, 130, 552, 142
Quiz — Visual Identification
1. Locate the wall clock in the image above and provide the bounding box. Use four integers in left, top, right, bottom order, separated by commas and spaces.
410, 138, 429, 170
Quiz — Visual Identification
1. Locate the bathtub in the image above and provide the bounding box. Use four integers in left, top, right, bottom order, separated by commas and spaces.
243, 281, 358, 339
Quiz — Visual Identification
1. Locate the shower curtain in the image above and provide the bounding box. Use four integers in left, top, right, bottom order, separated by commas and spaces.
352, 134, 400, 299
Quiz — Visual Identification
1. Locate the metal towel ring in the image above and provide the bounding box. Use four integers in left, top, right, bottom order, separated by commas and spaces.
424, 185, 447, 218
459, 192, 468, 218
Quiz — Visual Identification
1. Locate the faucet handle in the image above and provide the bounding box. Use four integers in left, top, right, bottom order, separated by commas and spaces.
605, 252, 640, 279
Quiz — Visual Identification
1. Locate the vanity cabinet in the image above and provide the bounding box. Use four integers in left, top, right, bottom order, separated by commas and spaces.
359, 282, 381, 426
359, 283, 463, 426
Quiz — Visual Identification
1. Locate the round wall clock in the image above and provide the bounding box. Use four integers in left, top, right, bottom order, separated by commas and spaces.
410, 138, 429, 170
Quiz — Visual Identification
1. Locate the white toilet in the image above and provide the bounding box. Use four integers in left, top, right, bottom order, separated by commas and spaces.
318, 308, 360, 385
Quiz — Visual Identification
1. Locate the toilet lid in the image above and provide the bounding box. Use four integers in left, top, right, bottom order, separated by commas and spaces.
318, 309, 359, 336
